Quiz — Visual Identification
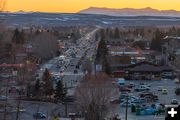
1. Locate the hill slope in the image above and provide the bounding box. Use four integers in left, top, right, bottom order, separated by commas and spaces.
79, 7, 180, 16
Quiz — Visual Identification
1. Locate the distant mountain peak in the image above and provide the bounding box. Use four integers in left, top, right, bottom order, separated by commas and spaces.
78, 7, 180, 17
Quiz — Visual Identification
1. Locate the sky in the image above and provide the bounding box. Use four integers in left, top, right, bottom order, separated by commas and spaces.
6, 0, 180, 13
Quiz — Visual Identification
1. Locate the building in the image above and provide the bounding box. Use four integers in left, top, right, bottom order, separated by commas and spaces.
111, 61, 174, 80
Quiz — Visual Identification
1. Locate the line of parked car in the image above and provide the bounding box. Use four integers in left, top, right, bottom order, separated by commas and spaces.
110, 80, 160, 107
110, 78, 179, 108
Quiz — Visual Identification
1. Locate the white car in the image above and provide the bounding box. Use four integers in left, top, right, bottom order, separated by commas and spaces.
0, 95, 8, 101
134, 85, 150, 92
174, 78, 180, 83
171, 99, 179, 105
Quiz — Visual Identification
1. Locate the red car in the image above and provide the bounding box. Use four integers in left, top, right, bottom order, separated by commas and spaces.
110, 98, 120, 104
139, 93, 159, 101
125, 84, 135, 88
119, 87, 131, 92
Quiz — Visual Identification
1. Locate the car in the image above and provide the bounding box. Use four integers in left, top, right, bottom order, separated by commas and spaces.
174, 78, 180, 84
119, 93, 129, 99
134, 86, 150, 92
139, 92, 154, 96
141, 84, 151, 88
33, 112, 46, 119
125, 84, 135, 88
171, 99, 179, 105
143, 96, 157, 102
74, 70, 78, 74
119, 87, 131, 92
157, 86, 164, 91
162, 72, 173, 76
129, 96, 138, 100
161, 72, 176, 79
0, 95, 8, 101
63, 96, 76, 103
129, 82, 135, 86
120, 101, 136, 107
70, 63, 75, 66
12, 107, 26, 112
117, 78, 125, 85
0, 74, 12, 78
110, 98, 120, 104
139, 92, 159, 101
162, 89, 168, 94
131, 98, 145, 104
120, 95, 137, 102
76, 65, 80, 69
56, 64, 61, 68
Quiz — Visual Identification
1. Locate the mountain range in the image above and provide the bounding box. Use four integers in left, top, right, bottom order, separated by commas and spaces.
79, 7, 180, 17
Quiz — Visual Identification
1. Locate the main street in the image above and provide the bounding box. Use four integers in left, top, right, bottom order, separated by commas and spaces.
37, 27, 99, 89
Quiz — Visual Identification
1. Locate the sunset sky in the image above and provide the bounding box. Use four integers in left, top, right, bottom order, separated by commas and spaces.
6, 0, 180, 13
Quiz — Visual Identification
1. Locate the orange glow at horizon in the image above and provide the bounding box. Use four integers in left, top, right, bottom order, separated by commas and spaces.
7, 0, 180, 13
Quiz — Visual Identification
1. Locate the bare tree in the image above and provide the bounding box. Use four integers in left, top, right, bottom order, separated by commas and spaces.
82, 58, 93, 74
75, 73, 115, 120
32, 32, 58, 60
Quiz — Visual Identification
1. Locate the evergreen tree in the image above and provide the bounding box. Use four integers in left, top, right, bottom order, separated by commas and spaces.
19, 30, 25, 44
34, 79, 40, 94
12, 28, 20, 44
109, 29, 114, 38
96, 37, 109, 73
96, 38, 108, 61
54, 80, 67, 102
104, 57, 111, 74
114, 27, 120, 38
12, 29, 25, 44
26, 82, 32, 97
100, 29, 106, 40
95, 33, 99, 41
150, 29, 165, 51
42, 69, 54, 97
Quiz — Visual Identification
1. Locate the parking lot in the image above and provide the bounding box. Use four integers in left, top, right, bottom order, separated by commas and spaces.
108, 79, 180, 120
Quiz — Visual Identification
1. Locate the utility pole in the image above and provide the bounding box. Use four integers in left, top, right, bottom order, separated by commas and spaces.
16, 67, 22, 120
125, 96, 128, 120
16, 91, 21, 120
46, 111, 49, 120
3, 71, 10, 120
94, 60, 96, 76
3, 78, 8, 120
65, 101, 68, 117
35, 103, 40, 120
60, 73, 68, 117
